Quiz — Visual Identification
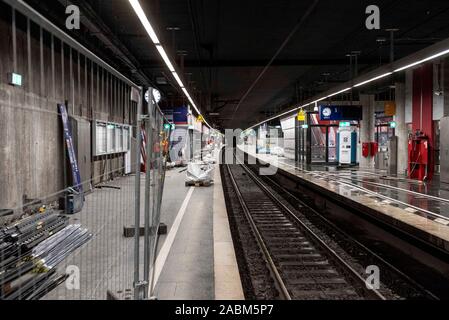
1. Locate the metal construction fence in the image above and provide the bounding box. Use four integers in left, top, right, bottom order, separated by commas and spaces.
0, 86, 169, 300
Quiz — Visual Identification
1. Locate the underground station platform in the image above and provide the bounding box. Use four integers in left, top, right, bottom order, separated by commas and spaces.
3, 0, 449, 314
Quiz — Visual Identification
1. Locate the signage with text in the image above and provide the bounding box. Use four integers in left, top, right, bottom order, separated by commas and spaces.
319, 105, 363, 121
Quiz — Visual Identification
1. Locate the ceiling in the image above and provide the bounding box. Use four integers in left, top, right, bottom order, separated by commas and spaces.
26, 0, 449, 129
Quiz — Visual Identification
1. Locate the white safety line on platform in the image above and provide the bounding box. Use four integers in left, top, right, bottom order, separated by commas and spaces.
152, 186, 195, 291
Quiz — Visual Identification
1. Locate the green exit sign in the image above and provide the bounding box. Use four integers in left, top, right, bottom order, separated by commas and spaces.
164, 123, 175, 130
339, 121, 351, 127
8, 72, 22, 86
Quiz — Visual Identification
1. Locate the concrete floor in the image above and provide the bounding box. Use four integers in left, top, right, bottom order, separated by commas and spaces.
153, 181, 215, 299
44, 174, 137, 300
43, 168, 195, 300
42, 159, 243, 300
153, 162, 244, 300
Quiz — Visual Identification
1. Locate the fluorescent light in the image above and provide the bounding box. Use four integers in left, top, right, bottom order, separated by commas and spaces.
394, 48, 449, 72
128, 0, 160, 44
354, 72, 392, 87
172, 72, 185, 88
181, 87, 189, 98
246, 45, 449, 132
326, 87, 351, 98
155, 45, 175, 72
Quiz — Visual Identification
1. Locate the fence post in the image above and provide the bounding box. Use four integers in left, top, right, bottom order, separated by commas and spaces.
133, 87, 144, 300
149, 115, 165, 296
143, 88, 154, 299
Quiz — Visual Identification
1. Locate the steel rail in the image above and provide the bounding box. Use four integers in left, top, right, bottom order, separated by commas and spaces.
235, 158, 386, 300
253, 167, 439, 300
225, 163, 292, 300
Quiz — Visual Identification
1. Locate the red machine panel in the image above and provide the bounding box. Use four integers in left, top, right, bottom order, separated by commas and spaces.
408, 136, 431, 181
370, 142, 378, 157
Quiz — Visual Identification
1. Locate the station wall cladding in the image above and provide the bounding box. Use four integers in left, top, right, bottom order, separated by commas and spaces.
0, 2, 138, 212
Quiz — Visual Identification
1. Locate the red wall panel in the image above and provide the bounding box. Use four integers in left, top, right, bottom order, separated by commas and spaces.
412, 63, 434, 179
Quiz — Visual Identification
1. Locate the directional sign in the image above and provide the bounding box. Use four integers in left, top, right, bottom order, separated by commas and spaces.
384, 101, 396, 116
297, 109, 306, 121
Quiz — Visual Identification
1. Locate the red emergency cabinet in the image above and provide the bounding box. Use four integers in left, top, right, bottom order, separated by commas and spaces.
370, 142, 378, 157
362, 142, 370, 157
362, 142, 378, 158
408, 136, 431, 181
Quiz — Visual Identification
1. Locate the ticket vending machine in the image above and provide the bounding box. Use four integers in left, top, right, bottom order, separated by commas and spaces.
337, 127, 357, 165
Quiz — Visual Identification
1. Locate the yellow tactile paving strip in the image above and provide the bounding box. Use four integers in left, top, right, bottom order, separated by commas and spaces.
213, 162, 245, 300
246, 149, 449, 253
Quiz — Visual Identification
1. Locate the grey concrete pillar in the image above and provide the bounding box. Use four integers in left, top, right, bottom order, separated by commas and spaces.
395, 83, 408, 176
359, 94, 375, 168
444, 58, 449, 117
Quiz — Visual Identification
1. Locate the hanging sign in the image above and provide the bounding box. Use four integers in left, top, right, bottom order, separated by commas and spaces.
339, 121, 351, 127
297, 109, 306, 121
319, 105, 363, 121
384, 101, 396, 116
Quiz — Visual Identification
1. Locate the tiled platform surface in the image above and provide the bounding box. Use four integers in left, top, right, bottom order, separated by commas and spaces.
240, 146, 449, 254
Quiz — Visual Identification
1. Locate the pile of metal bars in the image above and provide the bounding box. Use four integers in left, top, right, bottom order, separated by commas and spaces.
0, 210, 91, 300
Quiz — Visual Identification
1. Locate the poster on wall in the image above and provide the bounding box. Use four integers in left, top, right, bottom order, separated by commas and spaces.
170, 127, 189, 163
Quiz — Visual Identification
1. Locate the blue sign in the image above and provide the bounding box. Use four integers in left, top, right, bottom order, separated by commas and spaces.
59, 104, 83, 194
173, 106, 188, 124
319, 105, 363, 121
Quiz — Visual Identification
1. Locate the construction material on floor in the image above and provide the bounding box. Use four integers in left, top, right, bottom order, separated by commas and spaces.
0, 209, 91, 300
185, 162, 214, 187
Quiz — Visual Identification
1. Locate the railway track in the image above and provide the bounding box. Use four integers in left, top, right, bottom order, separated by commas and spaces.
224, 161, 386, 300
222, 152, 439, 300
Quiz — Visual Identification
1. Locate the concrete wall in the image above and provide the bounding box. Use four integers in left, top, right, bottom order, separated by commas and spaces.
0, 2, 137, 210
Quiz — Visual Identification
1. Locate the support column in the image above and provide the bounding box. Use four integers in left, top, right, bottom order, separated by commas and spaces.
359, 94, 375, 168
444, 58, 449, 117
395, 82, 408, 175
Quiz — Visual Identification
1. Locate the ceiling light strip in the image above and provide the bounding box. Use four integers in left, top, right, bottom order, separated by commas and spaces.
246, 44, 449, 132
156, 45, 175, 72
172, 72, 185, 88
129, 0, 160, 44
128, 0, 210, 128
394, 48, 449, 72
353, 72, 392, 87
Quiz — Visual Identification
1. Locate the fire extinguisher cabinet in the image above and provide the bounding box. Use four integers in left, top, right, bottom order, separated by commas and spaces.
408, 136, 431, 181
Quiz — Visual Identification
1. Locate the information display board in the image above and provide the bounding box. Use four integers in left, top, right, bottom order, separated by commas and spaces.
319, 105, 363, 121
93, 120, 132, 156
